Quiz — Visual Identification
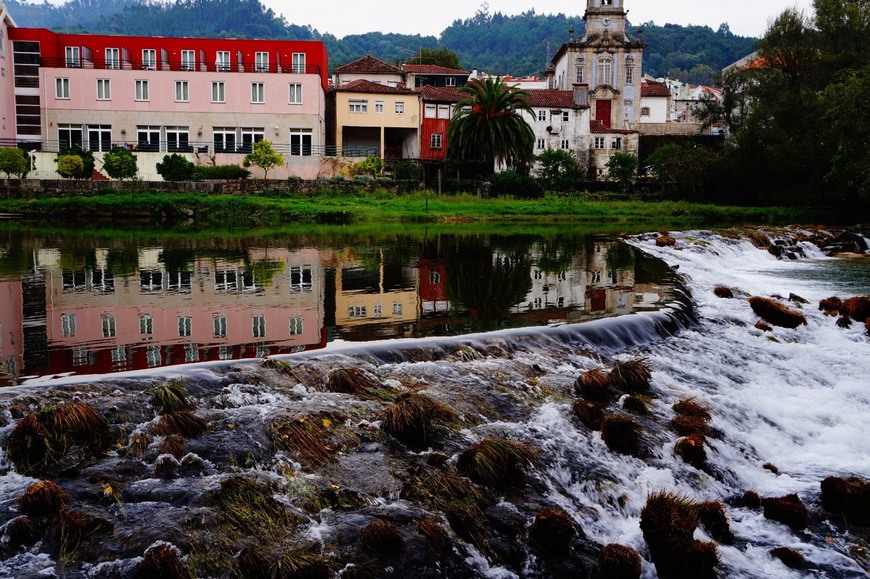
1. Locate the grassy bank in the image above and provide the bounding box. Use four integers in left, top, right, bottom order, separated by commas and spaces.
0, 188, 834, 228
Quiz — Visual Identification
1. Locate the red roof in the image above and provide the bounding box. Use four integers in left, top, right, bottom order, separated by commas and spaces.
417, 85, 463, 102
334, 55, 403, 75
335, 79, 415, 94
526, 89, 588, 109
590, 121, 637, 134
403, 64, 469, 75
641, 80, 671, 97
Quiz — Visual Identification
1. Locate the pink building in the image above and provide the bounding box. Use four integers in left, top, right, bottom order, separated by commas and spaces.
0, 4, 16, 144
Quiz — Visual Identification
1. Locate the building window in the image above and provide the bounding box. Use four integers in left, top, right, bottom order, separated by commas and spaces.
213, 315, 227, 338
395, 101, 405, 114
255, 51, 269, 72
58, 124, 83, 149
446, 77, 456, 87
393, 302, 403, 316
611, 137, 622, 150
561, 139, 570, 149
218, 346, 233, 360
135, 79, 149, 101
65, 46, 80, 68
87, 125, 112, 152
349, 99, 368, 113
240, 128, 264, 151
375, 100, 384, 114
137, 126, 160, 151
576, 66, 585, 84
251, 82, 265, 103
597, 58, 613, 87
537, 110, 546, 122
104, 47, 119, 70
61, 314, 77, 337
429, 270, 441, 284
437, 104, 450, 119
641, 106, 650, 117
562, 111, 570, 122
425, 104, 437, 118
146, 345, 161, 368
96, 78, 111, 100
178, 316, 192, 337
289, 266, 313, 292
55, 77, 70, 99
213, 127, 236, 152
289, 129, 312, 156
430, 133, 443, 149
142, 49, 156, 70
289, 316, 303, 335
181, 50, 195, 71
175, 80, 189, 102
102, 314, 116, 338
625, 66, 634, 85
139, 314, 153, 335
348, 306, 366, 317
216, 51, 231, 71
288, 83, 302, 104
252, 315, 266, 338
536, 138, 545, 149
166, 126, 190, 152
292, 52, 306, 74
185, 343, 199, 362
594, 137, 605, 149
211, 81, 225, 103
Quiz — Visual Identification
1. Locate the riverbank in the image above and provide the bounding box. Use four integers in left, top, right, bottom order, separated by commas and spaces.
0, 189, 836, 228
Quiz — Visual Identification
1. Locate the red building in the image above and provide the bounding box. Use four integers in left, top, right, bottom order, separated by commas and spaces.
418, 85, 462, 162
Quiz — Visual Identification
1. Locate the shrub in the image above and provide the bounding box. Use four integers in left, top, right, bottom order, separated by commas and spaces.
458, 438, 538, 488
380, 392, 456, 448
352, 156, 385, 177
156, 154, 195, 181
749, 296, 807, 329
18, 480, 70, 518
536, 148, 583, 191
57, 154, 85, 179
597, 544, 643, 579
192, 164, 250, 180
102, 147, 138, 180
243, 140, 284, 178
0, 147, 30, 179
606, 152, 638, 193
393, 160, 420, 181
489, 170, 544, 199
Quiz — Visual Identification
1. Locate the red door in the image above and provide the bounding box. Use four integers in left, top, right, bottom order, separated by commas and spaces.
596, 100, 612, 129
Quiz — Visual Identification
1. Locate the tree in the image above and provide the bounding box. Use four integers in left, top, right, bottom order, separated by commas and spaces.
0, 148, 30, 180
156, 154, 195, 181
57, 155, 84, 180
535, 148, 582, 191
606, 153, 638, 193
409, 47, 462, 69
57, 147, 95, 179
102, 147, 138, 180
243, 140, 284, 179
447, 76, 535, 175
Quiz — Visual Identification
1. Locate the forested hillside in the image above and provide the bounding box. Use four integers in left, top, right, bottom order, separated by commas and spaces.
5, 0, 756, 82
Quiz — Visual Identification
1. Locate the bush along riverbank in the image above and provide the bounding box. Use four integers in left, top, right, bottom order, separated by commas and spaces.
0, 188, 839, 228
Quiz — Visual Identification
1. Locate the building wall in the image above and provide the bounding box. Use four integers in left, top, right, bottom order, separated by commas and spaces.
334, 91, 420, 158
639, 96, 668, 124
334, 72, 403, 87
0, 6, 15, 143
525, 106, 591, 168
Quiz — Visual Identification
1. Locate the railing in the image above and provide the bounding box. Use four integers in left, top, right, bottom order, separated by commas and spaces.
1, 139, 379, 159
39, 57, 321, 75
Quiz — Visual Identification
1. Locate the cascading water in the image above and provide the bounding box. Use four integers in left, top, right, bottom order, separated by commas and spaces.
0, 229, 867, 578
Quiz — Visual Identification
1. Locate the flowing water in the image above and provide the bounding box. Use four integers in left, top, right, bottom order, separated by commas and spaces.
0, 227, 868, 578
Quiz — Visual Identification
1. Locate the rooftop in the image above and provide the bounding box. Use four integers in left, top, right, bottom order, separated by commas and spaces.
334, 55, 403, 75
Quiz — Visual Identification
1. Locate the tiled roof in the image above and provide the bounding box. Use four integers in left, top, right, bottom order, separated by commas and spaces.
641, 80, 671, 97
335, 79, 415, 94
590, 120, 637, 134
526, 89, 587, 108
417, 85, 463, 102
334, 55, 403, 74
403, 64, 469, 75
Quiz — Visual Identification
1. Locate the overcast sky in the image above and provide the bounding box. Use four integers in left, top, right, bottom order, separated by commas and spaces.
266, 0, 815, 39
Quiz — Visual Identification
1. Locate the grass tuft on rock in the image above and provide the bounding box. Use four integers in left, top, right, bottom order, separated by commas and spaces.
640, 492, 718, 579
675, 435, 707, 469
672, 398, 712, 421
601, 414, 643, 457
697, 501, 734, 544
269, 412, 358, 468
380, 392, 457, 448
457, 438, 538, 489
762, 494, 809, 531
573, 400, 605, 431
820, 476, 870, 525
269, 550, 333, 579
208, 477, 295, 540
670, 414, 714, 440
360, 519, 404, 556
236, 547, 272, 578
528, 508, 575, 556
770, 547, 807, 570
596, 543, 642, 579
574, 368, 613, 401
153, 411, 209, 438
160, 433, 186, 459
133, 543, 194, 579
608, 359, 652, 393
325, 367, 390, 400
152, 380, 195, 414
18, 480, 70, 518
749, 296, 807, 329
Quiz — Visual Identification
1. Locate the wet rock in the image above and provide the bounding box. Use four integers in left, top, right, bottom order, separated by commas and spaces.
866, 319, 870, 336
675, 435, 707, 469
788, 293, 810, 305
749, 297, 807, 329
763, 463, 780, 475
820, 476, 870, 526
771, 547, 807, 570
1, 516, 38, 552
484, 502, 526, 538
656, 234, 677, 247
819, 296, 843, 313
762, 494, 808, 531
838, 231, 869, 253
714, 286, 734, 299
755, 320, 774, 332
133, 542, 193, 579
595, 544, 642, 579
842, 296, 870, 322
622, 395, 649, 416
154, 454, 180, 480
837, 316, 853, 328
742, 490, 762, 509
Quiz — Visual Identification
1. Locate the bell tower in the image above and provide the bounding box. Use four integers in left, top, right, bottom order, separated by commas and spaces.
584, 0, 629, 40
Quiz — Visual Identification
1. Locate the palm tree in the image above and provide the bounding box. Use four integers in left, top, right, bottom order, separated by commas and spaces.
447, 76, 535, 174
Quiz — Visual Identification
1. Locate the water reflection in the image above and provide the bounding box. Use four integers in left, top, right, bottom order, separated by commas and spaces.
0, 231, 677, 385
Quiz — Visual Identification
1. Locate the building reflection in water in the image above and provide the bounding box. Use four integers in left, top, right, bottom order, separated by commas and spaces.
0, 235, 676, 385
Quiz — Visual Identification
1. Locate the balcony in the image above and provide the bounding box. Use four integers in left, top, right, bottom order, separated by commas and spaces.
39, 57, 321, 75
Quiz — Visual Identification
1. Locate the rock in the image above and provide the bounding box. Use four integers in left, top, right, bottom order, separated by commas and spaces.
714, 286, 734, 299
819, 296, 843, 312
788, 293, 809, 305
842, 296, 870, 322
656, 234, 677, 247
866, 319, 870, 336
770, 547, 807, 570
820, 476, 870, 526
837, 316, 853, 329
675, 435, 707, 469
755, 320, 773, 332
601, 414, 643, 457
749, 297, 807, 329
154, 454, 180, 480
762, 494, 808, 531
742, 490, 762, 509
837, 231, 869, 253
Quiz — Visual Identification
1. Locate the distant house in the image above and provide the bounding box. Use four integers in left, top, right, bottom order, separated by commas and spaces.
589, 120, 638, 180
418, 85, 461, 162
403, 64, 469, 88
329, 79, 419, 160
639, 78, 670, 124
523, 88, 591, 169
333, 55, 404, 88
